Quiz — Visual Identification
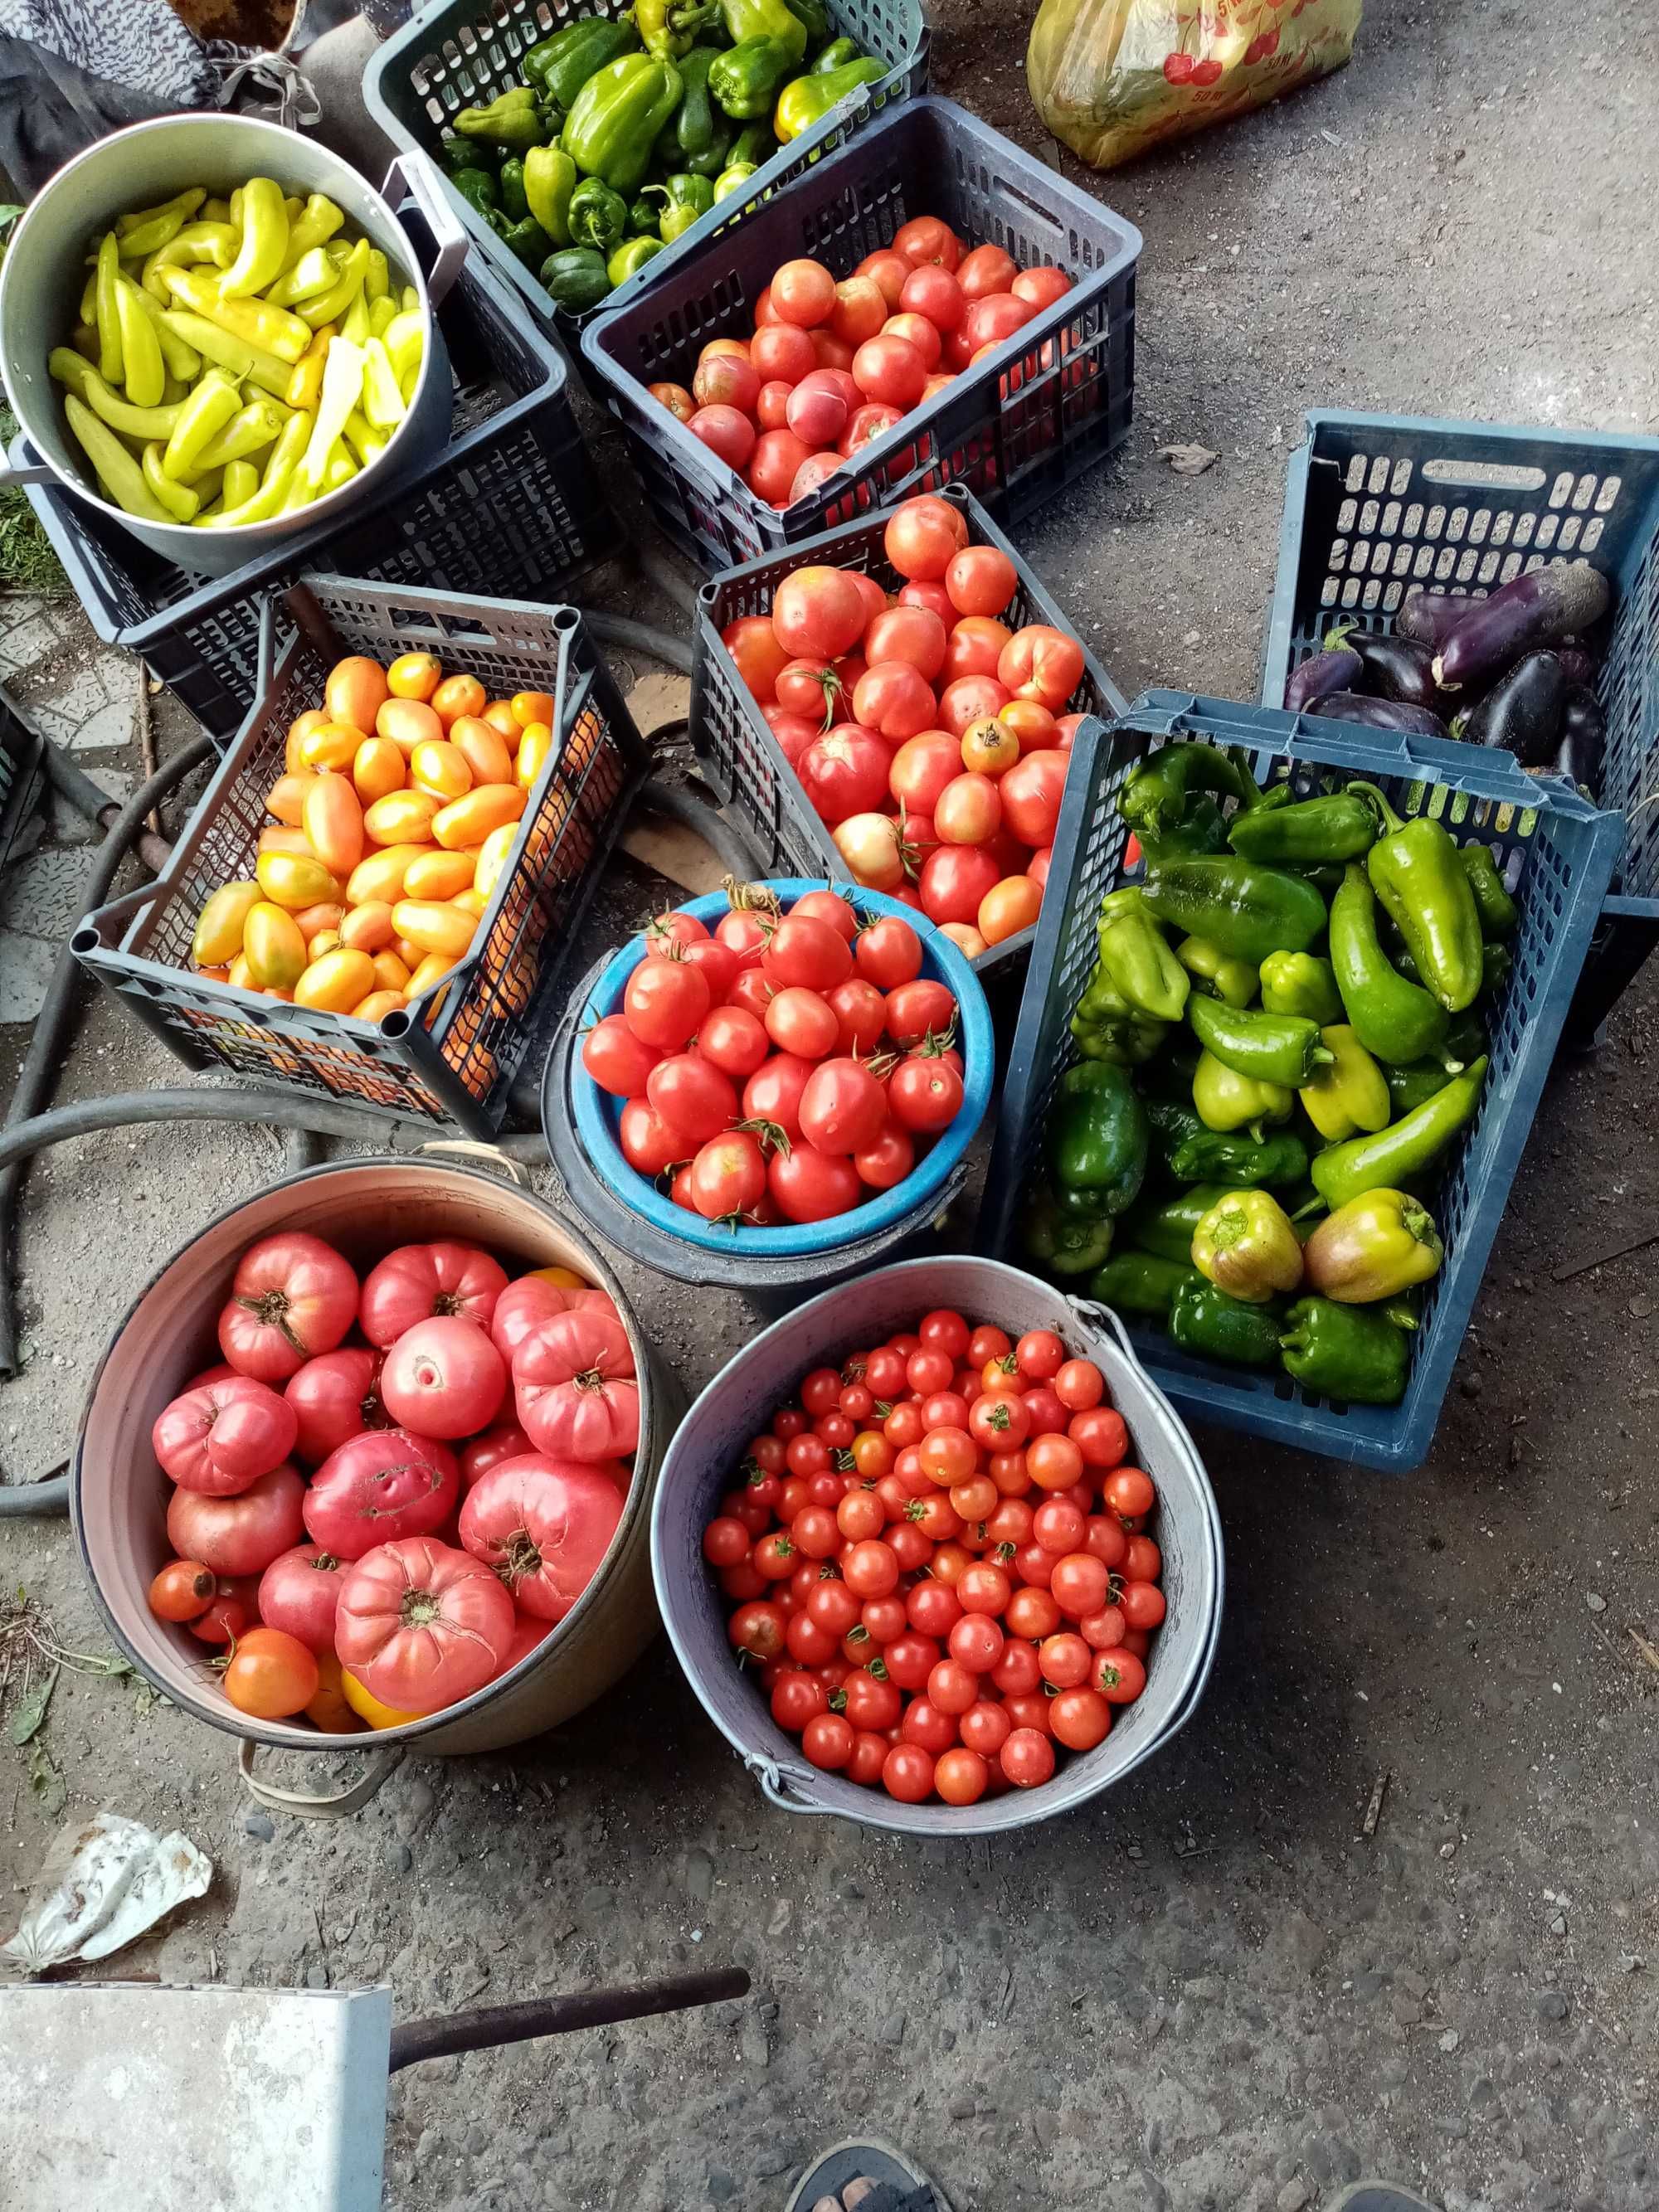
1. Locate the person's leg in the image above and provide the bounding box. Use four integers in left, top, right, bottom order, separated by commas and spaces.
785, 2137, 952, 2212
1328, 2186, 1439, 2212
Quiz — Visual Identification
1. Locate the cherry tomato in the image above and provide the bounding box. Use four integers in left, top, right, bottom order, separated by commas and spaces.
1005, 1583, 1061, 1641
1050, 1551, 1111, 1622
1120, 1579, 1166, 1631
844, 1666, 902, 1731
842, 1539, 900, 1598
1104, 1466, 1156, 1519
1080, 1604, 1127, 1651
955, 1561, 1012, 1617
948, 1611, 1005, 1674
1038, 1631, 1092, 1689
990, 1637, 1042, 1698
885, 1631, 941, 1691
984, 1499, 1033, 1549
148, 1558, 218, 1622
949, 1474, 997, 1522
703, 1516, 752, 1569
1052, 1359, 1105, 1412
1033, 1497, 1086, 1553
1000, 1727, 1055, 1788
1050, 1685, 1112, 1752
1071, 1407, 1130, 1470
883, 1742, 936, 1802
1092, 1646, 1146, 1704
933, 1746, 988, 1806
930, 1539, 972, 1587
802, 1711, 856, 1770
1027, 1434, 1086, 1494
968, 1390, 1030, 1452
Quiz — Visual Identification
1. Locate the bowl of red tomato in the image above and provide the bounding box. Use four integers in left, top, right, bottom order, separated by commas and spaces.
567, 879, 995, 1261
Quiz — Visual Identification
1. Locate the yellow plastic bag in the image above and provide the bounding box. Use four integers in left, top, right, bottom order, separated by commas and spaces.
1028, 0, 1363, 171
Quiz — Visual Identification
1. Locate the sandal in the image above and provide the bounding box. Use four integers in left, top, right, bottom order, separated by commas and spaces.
785, 2137, 954, 2212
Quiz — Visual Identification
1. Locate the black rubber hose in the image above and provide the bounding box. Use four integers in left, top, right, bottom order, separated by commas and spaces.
632, 539, 702, 621
640, 764, 768, 881
0, 732, 216, 1379
38, 734, 173, 878
580, 611, 693, 679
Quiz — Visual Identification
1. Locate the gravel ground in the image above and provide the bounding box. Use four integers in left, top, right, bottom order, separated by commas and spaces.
2, 4, 1657, 2209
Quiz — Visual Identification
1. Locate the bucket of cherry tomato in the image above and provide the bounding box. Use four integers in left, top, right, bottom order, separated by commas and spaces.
72, 1159, 678, 1816
650, 1254, 1223, 1833
552, 878, 994, 1278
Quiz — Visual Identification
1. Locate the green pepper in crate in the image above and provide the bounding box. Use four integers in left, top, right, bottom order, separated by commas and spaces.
1121, 1184, 1231, 1266
781, 0, 830, 45
1381, 1057, 1453, 1120
1024, 1187, 1115, 1278
1299, 1026, 1390, 1143
540, 245, 613, 312
1141, 854, 1327, 967
728, 118, 776, 163
440, 130, 497, 177
1279, 1296, 1408, 1406
1188, 995, 1332, 1088
710, 36, 800, 116
1143, 1096, 1204, 1169
1462, 843, 1518, 938
812, 34, 861, 70
1311, 1057, 1487, 1211
1097, 891, 1189, 1023
1048, 1062, 1150, 1220
1070, 972, 1166, 1067
655, 172, 716, 241
1169, 1276, 1284, 1368
450, 168, 500, 219
455, 85, 551, 149
1176, 935, 1257, 1009
528, 17, 643, 105
568, 177, 630, 255
1167, 1127, 1310, 1190
609, 236, 665, 284
1328, 865, 1456, 1067
1227, 784, 1381, 866
1192, 1049, 1292, 1135
774, 56, 886, 137
659, 48, 732, 173
1479, 943, 1512, 1002
713, 160, 758, 199
524, 146, 577, 246
491, 213, 553, 267
564, 55, 685, 193
633, 0, 721, 59
1137, 794, 1230, 864
1259, 950, 1343, 1025
1354, 782, 1484, 1014
628, 189, 663, 236
1087, 1252, 1199, 1320
1119, 742, 1262, 845
496, 155, 531, 222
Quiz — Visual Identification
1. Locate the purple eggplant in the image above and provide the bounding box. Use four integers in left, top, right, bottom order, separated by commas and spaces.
1285, 641, 1364, 712
1557, 686, 1606, 791
1343, 629, 1443, 709
1432, 561, 1611, 693
1309, 692, 1452, 740
1394, 591, 1469, 649
1457, 651, 1568, 766
1554, 642, 1597, 689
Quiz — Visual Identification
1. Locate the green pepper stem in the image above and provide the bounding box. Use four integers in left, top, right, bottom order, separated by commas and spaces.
1292, 1197, 1328, 1223
1308, 1046, 1336, 1069
1346, 780, 1406, 836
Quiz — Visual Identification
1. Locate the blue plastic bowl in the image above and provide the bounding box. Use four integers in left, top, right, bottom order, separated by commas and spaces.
570, 881, 994, 1259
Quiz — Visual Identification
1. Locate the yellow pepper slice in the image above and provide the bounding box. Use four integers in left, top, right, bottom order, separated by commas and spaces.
220, 176, 289, 298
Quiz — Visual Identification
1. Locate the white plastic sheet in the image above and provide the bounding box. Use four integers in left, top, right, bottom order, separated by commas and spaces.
1, 1811, 212, 1975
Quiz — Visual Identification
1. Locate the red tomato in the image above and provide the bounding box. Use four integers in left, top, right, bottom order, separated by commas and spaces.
623, 953, 712, 1052
718, 614, 790, 702
1093, 1646, 1148, 1704
748, 430, 815, 505
893, 216, 960, 271
853, 662, 936, 741
898, 578, 956, 626
849, 916, 920, 991
786, 452, 843, 508
1072, 1405, 1130, 1469
1051, 1685, 1112, 1751
919, 843, 1001, 926
933, 771, 1001, 846
856, 248, 911, 306
688, 405, 756, 471
963, 294, 1038, 355
304, 1429, 459, 1559
774, 658, 846, 726
887, 729, 961, 817
882, 311, 941, 369
257, 1542, 346, 1653
785, 368, 849, 445
336, 1535, 513, 1712
888, 1055, 965, 1132
729, 1599, 786, 1659
619, 1097, 682, 1177
756, 377, 793, 430
999, 748, 1070, 847
942, 616, 1013, 685
742, 1052, 815, 1140
153, 1375, 297, 1495
825, 976, 887, 1055
716, 905, 773, 968
514, 1311, 639, 1461
979, 877, 1042, 946
148, 1558, 217, 1623
884, 497, 968, 581
883, 978, 956, 1047
831, 275, 888, 346
960, 717, 1019, 776
581, 1012, 662, 1098
489, 1277, 606, 1367
217, 1231, 358, 1383
839, 401, 903, 456
810, 330, 854, 373
358, 1239, 508, 1349
853, 1121, 914, 1190
939, 674, 1011, 737
946, 546, 1018, 620
379, 1316, 504, 1440
1000, 626, 1086, 708
645, 1051, 740, 1147
221, 1626, 319, 1719
772, 566, 868, 660
649, 380, 694, 423
799, 1057, 888, 1155
956, 244, 1017, 299
771, 257, 836, 327
167, 1461, 305, 1578
694, 353, 761, 413
764, 705, 819, 762
799, 727, 892, 824
1000, 698, 1060, 754
1013, 265, 1071, 309
864, 604, 948, 683
1120, 1579, 1166, 1630
683, 1131, 765, 1221
1000, 1727, 1055, 1787
769, 1144, 863, 1223
763, 985, 839, 1062
898, 263, 966, 331
460, 1422, 535, 1492
882, 1742, 936, 1802
749, 322, 818, 386
851, 334, 927, 410
459, 1453, 623, 1621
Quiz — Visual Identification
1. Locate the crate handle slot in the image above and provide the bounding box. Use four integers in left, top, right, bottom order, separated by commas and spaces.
385, 148, 471, 308
1419, 459, 1548, 493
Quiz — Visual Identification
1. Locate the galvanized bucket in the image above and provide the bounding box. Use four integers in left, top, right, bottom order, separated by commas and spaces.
651, 1255, 1224, 1835
0, 117, 465, 578
73, 1159, 678, 1817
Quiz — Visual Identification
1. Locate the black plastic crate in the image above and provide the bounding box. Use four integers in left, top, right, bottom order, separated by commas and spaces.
364, 0, 929, 366
13, 207, 615, 746
0, 688, 46, 878
1262, 410, 1659, 1044
980, 693, 1625, 1471
73, 576, 652, 1132
583, 96, 1141, 571
690, 481, 1126, 980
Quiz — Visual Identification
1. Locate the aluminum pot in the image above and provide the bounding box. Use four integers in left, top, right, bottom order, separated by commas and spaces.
74, 1160, 679, 1818
0, 117, 466, 578
652, 1257, 1224, 1835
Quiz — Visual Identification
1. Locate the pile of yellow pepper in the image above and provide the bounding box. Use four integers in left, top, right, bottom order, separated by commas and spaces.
51, 177, 428, 531
190, 649, 564, 1022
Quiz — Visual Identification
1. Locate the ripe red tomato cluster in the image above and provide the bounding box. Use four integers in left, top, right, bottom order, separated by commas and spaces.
703, 1310, 1165, 1806
145, 1232, 635, 1730
719, 494, 1085, 959
648, 220, 1073, 515
581, 884, 967, 1228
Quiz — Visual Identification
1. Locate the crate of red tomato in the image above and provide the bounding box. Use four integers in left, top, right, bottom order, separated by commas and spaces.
690, 484, 1125, 980
582, 97, 1141, 572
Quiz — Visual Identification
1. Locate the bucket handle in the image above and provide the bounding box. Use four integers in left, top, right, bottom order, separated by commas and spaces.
239, 1738, 406, 1819
0, 457, 56, 491
743, 1750, 834, 1816
385, 149, 470, 311
1065, 1296, 1139, 1368
416, 1138, 529, 1185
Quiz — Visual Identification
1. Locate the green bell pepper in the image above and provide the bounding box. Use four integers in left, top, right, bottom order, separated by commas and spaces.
1279, 1296, 1408, 1405
1047, 1062, 1150, 1220
1143, 1096, 1204, 1169
1259, 950, 1343, 1025
633, 0, 721, 59
629, 189, 663, 236
1478, 942, 1512, 1003
1188, 994, 1332, 1088
1381, 1057, 1454, 1119
609, 236, 666, 284
568, 177, 630, 255
721, 0, 808, 56
1168, 1126, 1310, 1190
523, 145, 577, 246
1328, 864, 1455, 1067
661, 47, 725, 163
450, 168, 500, 219
654, 170, 715, 241
1311, 1057, 1487, 1211
728, 118, 776, 163
1070, 973, 1167, 1067
782, 0, 830, 43
1227, 784, 1382, 866
1169, 1276, 1284, 1368
1300, 1025, 1390, 1143
1138, 793, 1231, 863
497, 155, 531, 222
491, 212, 553, 266
812, 34, 861, 70
1176, 935, 1257, 1009
1462, 843, 1517, 938
539, 245, 613, 312
1097, 898, 1189, 1024
710, 36, 799, 117
455, 85, 550, 149
564, 54, 684, 193
1024, 1186, 1115, 1279
1191, 1188, 1305, 1304
1121, 1185, 1232, 1266
1087, 1252, 1199, 1320
713, 160, 758, 199
1119, 742, 1262, 844
440, 131, 497, 177
1193, 1048, 1292, 1135
1141, 854, 1327, 967
774, 55, 885, 138
1353, 782, 1484, 1014
527, 17, 642, 105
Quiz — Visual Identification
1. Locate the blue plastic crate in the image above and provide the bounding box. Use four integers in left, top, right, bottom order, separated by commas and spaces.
980, 690, 1625, 1472
1261, 410, 1659, 1043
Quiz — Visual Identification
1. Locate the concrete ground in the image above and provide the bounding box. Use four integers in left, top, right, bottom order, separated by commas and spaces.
2, 2, 1658, 2207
